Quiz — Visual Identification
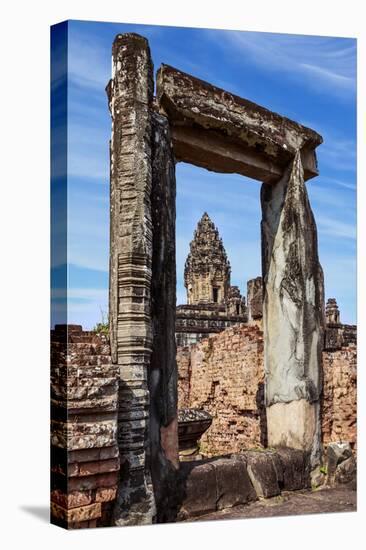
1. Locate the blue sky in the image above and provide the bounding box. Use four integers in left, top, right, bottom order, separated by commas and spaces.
51, 20, 356, 328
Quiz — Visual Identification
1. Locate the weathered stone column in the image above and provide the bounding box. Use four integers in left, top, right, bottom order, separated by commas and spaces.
261, 151, 324, 470
107, 33, 156, 525
149, 111, 181, 522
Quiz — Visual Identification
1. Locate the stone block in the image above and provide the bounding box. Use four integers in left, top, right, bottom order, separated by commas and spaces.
327, 442, 353, 478
274, 448, 309, 490
67, 445, 119, 464
51, 489, 93, 509
334, 455, 356, 487
213, 457, 256, 510
178, 461, 217, 519
95, 487, 118, 503
68, 471, 119, 492
75, 458, 119, 477
51, 419, 117, 450
244, 451, 281, 498
156, 65, 321, 183
51, 502, 101, 523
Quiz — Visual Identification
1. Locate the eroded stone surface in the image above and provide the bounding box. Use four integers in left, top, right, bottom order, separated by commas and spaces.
214, 457, 257, 510
261, 152, 324, 467
178, 462, 217, 519
334, 455, 356, 487
247, 277, 263, 322
107, 32, 156, 526
157, 65, 322, 183
50, 326, 120, 529
149, 111, 181, 522
243, 451, 281, 498
274, 447, 309, 491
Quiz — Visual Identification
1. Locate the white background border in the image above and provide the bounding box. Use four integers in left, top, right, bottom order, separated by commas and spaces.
1, 1, 364, 548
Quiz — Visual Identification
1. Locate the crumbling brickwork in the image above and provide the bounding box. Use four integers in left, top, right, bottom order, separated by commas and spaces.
51, 325, 119, 529
178, 325, 266, 455
322, 345, 357, 449
177, 324, 357, 456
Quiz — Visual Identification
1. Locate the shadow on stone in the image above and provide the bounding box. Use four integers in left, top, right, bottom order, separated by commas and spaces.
256, 382, 268, 447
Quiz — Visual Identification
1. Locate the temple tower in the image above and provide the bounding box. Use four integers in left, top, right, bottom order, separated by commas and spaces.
325, 298, 341, 324
184, 213, 231, 305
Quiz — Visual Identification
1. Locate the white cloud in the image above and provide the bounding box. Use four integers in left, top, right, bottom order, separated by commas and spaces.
317, 215, 356, 240
215, 30, 356, 98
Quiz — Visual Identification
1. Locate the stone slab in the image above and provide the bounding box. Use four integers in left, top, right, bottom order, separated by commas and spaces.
178, 461, 217, 519
157, 65, 322, 183
274, 448, 309, 491
243, 451, 281, 498
213, 457, 257, 510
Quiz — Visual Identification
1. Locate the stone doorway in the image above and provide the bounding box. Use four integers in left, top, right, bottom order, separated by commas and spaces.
107, 32, 324, 525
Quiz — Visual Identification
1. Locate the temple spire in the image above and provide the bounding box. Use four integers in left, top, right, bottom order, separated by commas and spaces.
184, 213, 231, 305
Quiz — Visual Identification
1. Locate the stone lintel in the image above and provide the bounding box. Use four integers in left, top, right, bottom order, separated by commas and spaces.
156, 64, 322, 183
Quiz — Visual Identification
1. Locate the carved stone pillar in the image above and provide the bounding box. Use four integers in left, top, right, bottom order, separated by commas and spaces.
107, 33, 156, 526
261, 151, 324, 469
149, 111, 180, 522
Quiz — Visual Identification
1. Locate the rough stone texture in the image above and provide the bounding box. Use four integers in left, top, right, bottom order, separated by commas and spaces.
261, 152, 325, 467
50, 325, 119, 529
178, 409, 212, 460
274, 447, 310, 491
178, 450, 313, 520
178, 461, 218, 519
334, 455, 357, 488
247, 277, 263, 322
322, 345, 357, 449
177, 323, 356, 457
326, 442, 353, 483
107, 33, 156, 526
214, 457, 257, 510
149, 110, 180, 522
178, 456, 257, 519
157, 65, 322, 183
323, 442, 357, 489
177, 324, 266, 455
243, 451, 281, 498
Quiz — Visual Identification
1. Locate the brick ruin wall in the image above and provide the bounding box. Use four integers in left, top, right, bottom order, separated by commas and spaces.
322, 345, 357, 449
177, 324, 357, 456
51, 325, 120, 529
50, 322, 356, 527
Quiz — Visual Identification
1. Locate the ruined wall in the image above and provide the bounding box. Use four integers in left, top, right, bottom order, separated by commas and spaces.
322, 344, 357, 449
51, 325, 119, 529
177, 325, 357, 456
178, 325, 266, 455
176, 303, 247, 347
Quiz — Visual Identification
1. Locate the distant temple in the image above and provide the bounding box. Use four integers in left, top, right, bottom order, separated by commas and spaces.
175, 213, 262, 346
